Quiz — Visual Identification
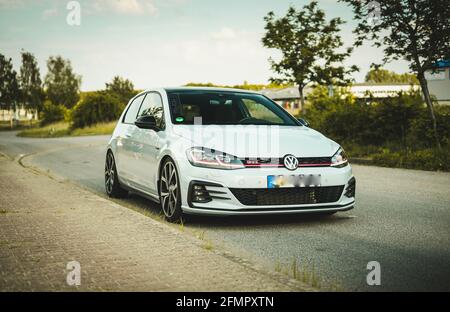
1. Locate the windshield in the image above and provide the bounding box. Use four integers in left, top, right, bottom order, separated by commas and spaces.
166, 90, 299, 126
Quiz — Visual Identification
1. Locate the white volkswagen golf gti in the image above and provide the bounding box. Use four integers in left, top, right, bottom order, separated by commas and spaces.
105, 87, 355, 222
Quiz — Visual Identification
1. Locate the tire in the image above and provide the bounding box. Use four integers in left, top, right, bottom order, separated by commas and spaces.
105, 151, 128, 198
159, 158, 183, 223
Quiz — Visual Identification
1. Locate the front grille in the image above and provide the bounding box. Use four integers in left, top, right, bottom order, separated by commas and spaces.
240, 157, 332, 168
298, 157, 332, 167
230, 186, 344, 206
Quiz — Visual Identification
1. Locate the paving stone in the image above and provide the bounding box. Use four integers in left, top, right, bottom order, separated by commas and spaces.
0, 156, 312, 291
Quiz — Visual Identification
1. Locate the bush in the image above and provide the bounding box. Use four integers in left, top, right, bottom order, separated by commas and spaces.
372, 148, 450, 171
407, 105, 450, 149
304, 87, 448, 152
370, 91, 423, 148
303, 87, 450, 171
105, 76, 137, 105
304, 86, 377, 146
39, 100, 67, 126
344, 143, 383, 158
71, 92, 124, 129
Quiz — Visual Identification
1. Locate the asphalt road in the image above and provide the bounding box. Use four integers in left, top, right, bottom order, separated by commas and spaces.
1, 131, 449, 291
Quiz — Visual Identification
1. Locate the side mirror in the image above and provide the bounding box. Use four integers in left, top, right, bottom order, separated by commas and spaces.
297, 118, 310, 127
135, 115, 159, 131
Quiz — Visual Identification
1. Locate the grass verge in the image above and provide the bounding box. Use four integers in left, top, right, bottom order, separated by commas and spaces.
0, 120, 39, 131
345, 143, 450, 172
275, 258, 342, 291
371, 147, 450, 171
17, 121, 116, 138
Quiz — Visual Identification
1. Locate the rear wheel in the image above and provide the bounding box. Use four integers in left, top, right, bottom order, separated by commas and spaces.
159, 159, 183, 223
105, 151, 128, 198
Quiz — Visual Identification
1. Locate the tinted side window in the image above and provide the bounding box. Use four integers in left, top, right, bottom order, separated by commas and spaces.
123, 95, 144, 124
137, 93, 165, 129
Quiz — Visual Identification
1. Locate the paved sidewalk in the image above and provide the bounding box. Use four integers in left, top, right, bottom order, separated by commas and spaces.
0, 156, 310, 291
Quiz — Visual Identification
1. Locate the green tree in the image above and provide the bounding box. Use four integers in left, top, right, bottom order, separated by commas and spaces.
39, 100, 67, 126
262, 1, 358, 115
341, 0, 450, 149
305, 86, 374, 145
19, 51, 44, 119
184, 81, 291, 91
71, 92, 123, 128
105, 76, 136, 104
371, 91, 423, 149
0, 53, 20, 126
44, 56, 81, 109
365, 68, 419, 84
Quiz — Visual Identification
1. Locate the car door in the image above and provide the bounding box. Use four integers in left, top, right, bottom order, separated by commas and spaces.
130, 92, 166, 195
115, 94, 145, 184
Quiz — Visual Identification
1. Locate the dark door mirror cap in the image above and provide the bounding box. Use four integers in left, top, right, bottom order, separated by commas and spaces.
135, 115, 159, 131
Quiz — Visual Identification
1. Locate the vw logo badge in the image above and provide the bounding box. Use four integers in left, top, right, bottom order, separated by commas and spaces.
283, 154, 298, 171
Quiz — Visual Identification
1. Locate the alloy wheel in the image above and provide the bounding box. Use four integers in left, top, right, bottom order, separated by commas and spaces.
105, 152, 115, 195
160, 161, 178, 218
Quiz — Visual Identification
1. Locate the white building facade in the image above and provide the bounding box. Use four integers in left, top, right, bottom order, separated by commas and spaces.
425, 60, 450, 105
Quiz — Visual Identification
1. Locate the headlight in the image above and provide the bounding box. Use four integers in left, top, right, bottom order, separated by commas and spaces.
186, 147, 245, 170
331, 147, 348, 168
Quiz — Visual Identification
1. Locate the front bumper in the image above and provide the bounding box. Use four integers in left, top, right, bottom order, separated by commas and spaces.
179, 163, 355, 216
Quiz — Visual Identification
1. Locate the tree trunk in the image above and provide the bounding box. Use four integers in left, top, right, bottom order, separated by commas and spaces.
299, 85, 305, 116
417, 72, 441, 150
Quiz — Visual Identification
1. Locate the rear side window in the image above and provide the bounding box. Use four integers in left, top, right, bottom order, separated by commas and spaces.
123, 95, 144, 124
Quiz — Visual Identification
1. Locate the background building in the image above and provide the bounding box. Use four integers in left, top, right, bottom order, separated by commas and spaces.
261, 83, 421, 115
425, 60, 450, 105
0, 107, 36, 122
260, 87, 313, 116
349, 83, 420, 99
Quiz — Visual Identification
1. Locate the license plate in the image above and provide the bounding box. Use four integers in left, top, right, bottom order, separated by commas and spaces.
267, 174, 322, 188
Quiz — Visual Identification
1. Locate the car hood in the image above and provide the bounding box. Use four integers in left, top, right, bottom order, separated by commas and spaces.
172, 125, 340, 158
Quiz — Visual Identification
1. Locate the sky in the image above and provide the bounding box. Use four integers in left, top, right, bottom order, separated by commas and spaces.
0, 0, 411, 91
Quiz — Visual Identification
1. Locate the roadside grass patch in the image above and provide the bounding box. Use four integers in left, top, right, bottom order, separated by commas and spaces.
371, 147, 450, 171
196, 230, 206, 241
275, 258, 343, 291
201, 240, 214, 251
70, 122, 116, 136
17, 121, 116, 138
17, 122, 70, 138
0, 210, 24, 215
0, 120, 39, 131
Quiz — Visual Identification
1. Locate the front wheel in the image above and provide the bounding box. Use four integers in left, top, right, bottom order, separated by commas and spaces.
159, 159, 183, 223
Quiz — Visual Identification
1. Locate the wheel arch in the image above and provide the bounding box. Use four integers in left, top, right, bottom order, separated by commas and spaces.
157, 154, 175, 194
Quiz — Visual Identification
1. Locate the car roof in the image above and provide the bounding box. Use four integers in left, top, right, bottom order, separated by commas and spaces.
161, 86, 261, 94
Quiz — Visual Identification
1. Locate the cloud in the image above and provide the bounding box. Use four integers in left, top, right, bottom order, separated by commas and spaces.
40, 26, 273, 90
91, 0, 157, 15
211, 27, 237, 40
0, 0, 29, 8
42, 7, 58, 19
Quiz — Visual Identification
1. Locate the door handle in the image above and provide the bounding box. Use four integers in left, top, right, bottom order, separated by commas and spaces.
124, 134, 131, 138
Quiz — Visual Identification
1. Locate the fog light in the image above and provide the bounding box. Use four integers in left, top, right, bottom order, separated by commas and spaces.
344, 177, 356, 198
190, 184, 212, 203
